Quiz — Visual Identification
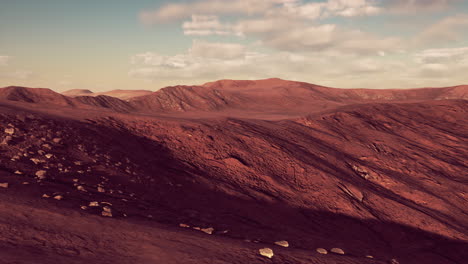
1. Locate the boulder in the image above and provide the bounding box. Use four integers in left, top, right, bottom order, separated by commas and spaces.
4, 128, 15, 135
274, 240, 289, 247
35, 170, 47, 179
316, 248, 327, 254
330, 248, 345, 255
259, 248, 274, 259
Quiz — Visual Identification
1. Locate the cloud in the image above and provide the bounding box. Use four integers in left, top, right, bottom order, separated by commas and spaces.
415, 14, 468, 46
0, 56, 10, 66
182, 15, 239, 36
190, 40, 246, 59
140, 0, 382, 24
385, 0, 460, 14
414, 47, 468, 64
140, 0, 278, 24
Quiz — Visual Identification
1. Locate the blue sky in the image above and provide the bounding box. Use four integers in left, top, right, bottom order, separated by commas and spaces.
1, 0, 468, 91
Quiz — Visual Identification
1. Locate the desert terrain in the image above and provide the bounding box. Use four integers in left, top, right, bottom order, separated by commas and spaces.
0, 79, 467, 264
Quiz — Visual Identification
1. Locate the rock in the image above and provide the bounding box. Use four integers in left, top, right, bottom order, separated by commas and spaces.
0, 183, 9, 188
80, 206, 88, 210
330, 248, 345, 255
89, 201, 99, 207
45, 154, 53, 159
22, 182, 29, 185
35, 170, 47, 179
316, 248, 328, 254
30, 158, 42, 164
77, 185, 86, 192
42, 194, 50, 198
179, 223, 190, 228
201, 227, 214, 235
102, 211, 112, 217
53, 195, 63, 200
38, 150, 45, 155
42, 144, 51, 149
97, 187, 105, 193
52, 138, 62, 143
259, 248, 274, 259
274, 240, 289, 247
389, 259, 400, 264
366, 255, 374, 258
4, 128, 15, 135
1, 135, 12, 145
14, 170, 23, 175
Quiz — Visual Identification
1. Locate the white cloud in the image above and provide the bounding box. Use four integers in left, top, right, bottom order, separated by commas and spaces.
415, 47, 468, 64
140, 0, 278, 24
415, 14, 468, 46
182, 15, 239, 36
385, 0, 459, 14
140, 0, 382, 24
190, 40, 246, 59
0, 56, 10, 66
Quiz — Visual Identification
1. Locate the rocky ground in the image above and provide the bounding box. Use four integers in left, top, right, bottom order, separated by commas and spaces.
0, 82, 467, 264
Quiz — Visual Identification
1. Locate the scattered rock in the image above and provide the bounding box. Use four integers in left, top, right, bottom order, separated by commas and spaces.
89, 201, 99, 207
97, 187, 105, 193
52, 138, 62, 143
4, 128, 15, 135
35, 170, 47, 179
316, 248, 328, 254
53, 195, 63, 200
102, 211, 112, 217
389, 259, 400, 264
38, 150, 45, 155
179, 223, 190, 228
0, 183, 9, 188
366, 255, 374, 258
30, 158, 43, 165
1, 135, 12, 145
77, 185, 86, 192
201, 227, 214, 235
330, 248, 345, 255
80, 206, 88, 210
42, 194, 50, 198
45, 154, 53, 159
22, 182, 29, 185
274, 240, 289, 247
259, 248, 274, 259
14, 170, 23, 175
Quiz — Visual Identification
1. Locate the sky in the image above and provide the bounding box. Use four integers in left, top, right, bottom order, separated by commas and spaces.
1, 0, 468, 92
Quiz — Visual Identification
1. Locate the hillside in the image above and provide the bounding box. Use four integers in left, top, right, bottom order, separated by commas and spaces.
0, 90, 466, 263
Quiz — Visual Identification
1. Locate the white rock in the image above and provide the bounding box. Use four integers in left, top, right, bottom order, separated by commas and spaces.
201, 227, 214, 235
4, 128, 14, 135
0, 183, 9, 188
366, 255, 374, 258
45, 154, 53, 159
35, 170, 47, 179
330, 248, 345, 255
316, 248, 328, 254
53, 195, 63, 200
14, 170, 22, 175
89, 201, 99, 207
274, 240, 289, 247
259, 248, 274, 259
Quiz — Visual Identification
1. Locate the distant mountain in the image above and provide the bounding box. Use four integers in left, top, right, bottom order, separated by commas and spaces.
62, 89, 152, 100
2, 80, 467, 116
129, 78, 468, 114
0, 86, 75, 106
